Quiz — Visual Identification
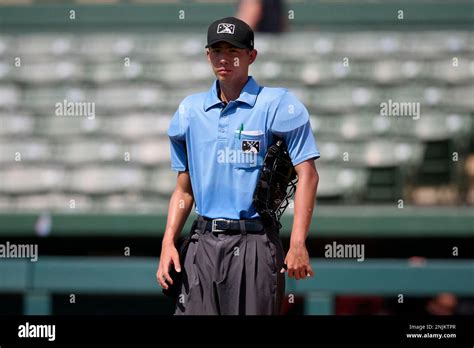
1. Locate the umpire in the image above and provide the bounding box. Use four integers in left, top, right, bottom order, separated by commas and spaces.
156, 17, 320, 315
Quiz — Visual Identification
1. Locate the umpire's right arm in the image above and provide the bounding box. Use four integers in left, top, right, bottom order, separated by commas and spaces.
156, 171, 194, 290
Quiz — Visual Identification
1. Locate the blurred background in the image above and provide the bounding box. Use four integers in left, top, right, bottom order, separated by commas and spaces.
0, 0, 473, 316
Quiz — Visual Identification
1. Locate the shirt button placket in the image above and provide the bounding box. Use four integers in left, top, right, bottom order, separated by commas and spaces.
217, 105, 229, 140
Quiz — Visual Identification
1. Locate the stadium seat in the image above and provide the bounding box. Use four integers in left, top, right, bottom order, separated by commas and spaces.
36, 114, 101, 138
0, 36, 11, 57
99, 193, 168, 213
15, 193, 93, 212
57, 140, 124, 164
0, 140, 52, 163
0, 85, 20, 109
252, 60, 285, 83
149, 168, 178, 196
156, 61, 212, 84
15, 34, 75, 56
77, 35, 137, 60
316, 165, 369, 201
310, 86, 375, 113
363, 139, 424, 168
0, 61, 12, 82
415, 113, 472, 141
14, 60, 84, 85
130, 139, 171, 165
0, 166, 65, 194
105, 114, 170, 139
68, 166, 145, 194
95, 85, 165, 111
86, 61, 145, 84
334, 33, 399, 58
22, 87, 91, 113
445, 86, 474, 112
0, 113, 35, 136
316, 138, 365, 165
430, 59, 473, 84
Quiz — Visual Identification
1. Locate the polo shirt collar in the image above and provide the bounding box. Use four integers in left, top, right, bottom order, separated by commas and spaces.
203, 76, 260, 111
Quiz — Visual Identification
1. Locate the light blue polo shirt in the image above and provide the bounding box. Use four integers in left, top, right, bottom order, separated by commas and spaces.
168, 76, 320, 220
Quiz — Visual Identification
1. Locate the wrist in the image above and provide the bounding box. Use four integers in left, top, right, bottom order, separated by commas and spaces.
162, 235, 177, 247
290, 238, 306, 248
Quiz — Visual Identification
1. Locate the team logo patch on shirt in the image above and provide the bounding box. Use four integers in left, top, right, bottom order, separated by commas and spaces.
242, 140, 260, 154
217, 23, 235, 34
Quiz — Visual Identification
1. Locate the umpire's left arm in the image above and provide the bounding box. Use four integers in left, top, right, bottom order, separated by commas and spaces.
281, 159, 319, 280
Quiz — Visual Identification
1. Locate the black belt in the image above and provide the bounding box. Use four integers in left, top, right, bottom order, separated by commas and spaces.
196, 215, 264, 234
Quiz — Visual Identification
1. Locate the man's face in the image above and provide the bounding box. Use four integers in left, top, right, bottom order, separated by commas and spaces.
206, 42, 257, 83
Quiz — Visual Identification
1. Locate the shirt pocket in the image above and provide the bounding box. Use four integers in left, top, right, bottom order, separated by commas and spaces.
233, 130, 265, 169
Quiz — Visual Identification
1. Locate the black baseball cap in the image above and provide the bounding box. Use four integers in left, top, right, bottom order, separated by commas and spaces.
206, 17, 254, 50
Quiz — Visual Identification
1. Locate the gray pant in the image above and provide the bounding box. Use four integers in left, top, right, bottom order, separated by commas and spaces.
174, 219, 286, 315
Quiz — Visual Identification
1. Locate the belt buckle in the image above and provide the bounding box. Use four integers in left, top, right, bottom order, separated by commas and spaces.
212, 219, 229, 233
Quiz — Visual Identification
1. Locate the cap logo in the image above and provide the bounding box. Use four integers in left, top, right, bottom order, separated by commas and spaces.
217, 23, 235, 34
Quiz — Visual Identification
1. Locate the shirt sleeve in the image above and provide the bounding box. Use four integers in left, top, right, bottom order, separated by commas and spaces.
167, 102, 189, 171
270, 91, 320, 166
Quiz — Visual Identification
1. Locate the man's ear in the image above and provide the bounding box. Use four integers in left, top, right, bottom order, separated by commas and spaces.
249, 49, 257, 65
206, 48, 210, 61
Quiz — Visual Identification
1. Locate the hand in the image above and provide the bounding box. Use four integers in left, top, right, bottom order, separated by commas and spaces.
156, 241, 181, 289
280, 243, 314, 280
